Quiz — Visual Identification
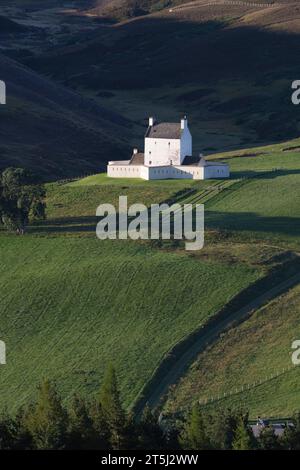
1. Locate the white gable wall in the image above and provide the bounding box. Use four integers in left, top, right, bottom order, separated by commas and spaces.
144, 137, 181, 166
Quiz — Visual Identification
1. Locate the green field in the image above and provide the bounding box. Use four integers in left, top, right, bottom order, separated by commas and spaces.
160, 142, 300, 418
165, 284, 300, 418
205, 148, 300, 248
0, 236, 258, 411
0, 139, 299, 415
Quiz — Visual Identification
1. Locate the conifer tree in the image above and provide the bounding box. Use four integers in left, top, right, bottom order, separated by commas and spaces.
89, 400, 111, 449
25, 379, 68, 449
179, 404, 210, 450
232, 415, 256, 450
99, 365, 126, 449
68, 395, 95, 449
13, 407, 33, 449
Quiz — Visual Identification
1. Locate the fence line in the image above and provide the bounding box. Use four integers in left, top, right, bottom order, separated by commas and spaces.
199, 364, 297, 406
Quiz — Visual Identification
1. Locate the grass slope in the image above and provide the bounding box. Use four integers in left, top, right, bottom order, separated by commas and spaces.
165, 284, 300, 418
161, 142, 300, 418
205, 146, 300, 248
0, 236, 258, 411
0, 138, 299, 414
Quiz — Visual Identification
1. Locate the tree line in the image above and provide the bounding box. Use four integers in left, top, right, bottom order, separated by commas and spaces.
1, 365, 300, 450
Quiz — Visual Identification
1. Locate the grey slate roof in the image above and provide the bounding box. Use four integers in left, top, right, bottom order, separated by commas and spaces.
181, 155, 201, 166
145, 123, 182, 139
130, 152, 144, 165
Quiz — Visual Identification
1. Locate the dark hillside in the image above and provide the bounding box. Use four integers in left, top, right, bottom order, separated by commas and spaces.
0, 53, 130, 180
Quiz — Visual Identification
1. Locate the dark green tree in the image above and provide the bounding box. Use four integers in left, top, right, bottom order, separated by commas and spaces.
0, 167, 46, 234
89, 400, 111, 449
12, 407, 33, 449
232, 414, 256, 450
205, 408, 238, 449
99, 364, 126, 449
67, 395, 95, 449
25, 380, 68, 449
179, 404, 210, 450
0, 413, 18, 449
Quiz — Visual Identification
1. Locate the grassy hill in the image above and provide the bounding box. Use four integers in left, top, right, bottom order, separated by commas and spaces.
0, 236, 258, 411
161, 141, 300, 418
0, 135, 299, 414
0, 52, 130, 180
164, 284, 300, 418
0, 179, 262, 411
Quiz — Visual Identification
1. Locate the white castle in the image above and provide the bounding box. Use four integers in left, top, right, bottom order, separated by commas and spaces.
107, 116, 230, 180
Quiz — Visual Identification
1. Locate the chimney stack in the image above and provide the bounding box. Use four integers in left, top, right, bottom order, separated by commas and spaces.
181, 115, 187, 130
149, 116, 155, 126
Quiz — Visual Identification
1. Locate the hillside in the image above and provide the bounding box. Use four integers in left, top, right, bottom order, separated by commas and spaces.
0, 178, 262, 411
0, 53, 130, 180
164, 284, 300, 418
25, 0, 300, 154
0, 14, 27, 33
161, 141, 300, 418
0, 136, 299, 414
87, 0, 297, 22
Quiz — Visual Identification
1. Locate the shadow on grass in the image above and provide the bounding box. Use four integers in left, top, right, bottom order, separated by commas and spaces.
230, 169, 300, 180
30, 216, 97, 234
30, 207, 300, 239
206, 211, 300, 238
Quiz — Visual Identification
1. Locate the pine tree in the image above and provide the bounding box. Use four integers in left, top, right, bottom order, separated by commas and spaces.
99, 365, 126, 449
232, 415, 256, 450
13, 407, 33, 449
25, 379, 68, 449
89, 400, 110, 449
67, 395, 95, 449
179, 404, 210, 450
207, 408, 238, 449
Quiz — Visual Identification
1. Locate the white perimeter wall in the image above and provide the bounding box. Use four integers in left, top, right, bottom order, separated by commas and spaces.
148, 166, 203, 180
107, 163, 229, 180
204, 165, 230, 179
107, 164, 145, 178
